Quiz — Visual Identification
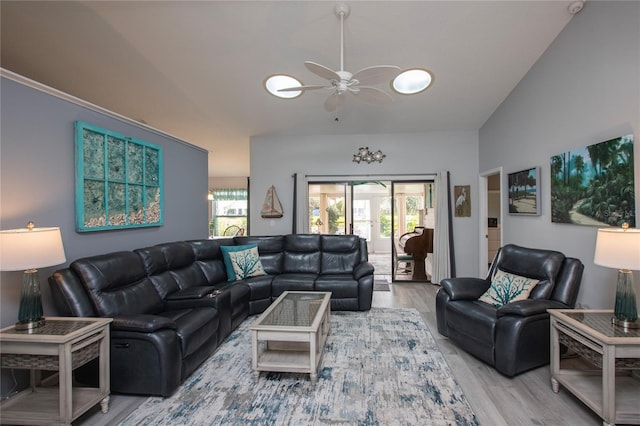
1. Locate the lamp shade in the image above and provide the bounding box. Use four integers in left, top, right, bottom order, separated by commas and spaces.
594, 227, 640, 270
0, 226, 66, 271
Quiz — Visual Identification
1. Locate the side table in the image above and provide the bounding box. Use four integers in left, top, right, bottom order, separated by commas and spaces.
549, 309, 640, 426
0, 317, 112, 426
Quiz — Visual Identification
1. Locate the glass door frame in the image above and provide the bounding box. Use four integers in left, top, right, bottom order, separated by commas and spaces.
305, 174, 436, 283
391, 180, 435, 282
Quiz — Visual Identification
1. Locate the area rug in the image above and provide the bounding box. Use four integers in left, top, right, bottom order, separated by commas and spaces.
119, 308, 479, 426
373, 281, 390, 291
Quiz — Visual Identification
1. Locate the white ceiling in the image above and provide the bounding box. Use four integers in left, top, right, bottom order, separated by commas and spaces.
1, 1, 578, 177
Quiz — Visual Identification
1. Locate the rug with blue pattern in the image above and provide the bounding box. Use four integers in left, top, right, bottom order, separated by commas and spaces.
119, 308, 479, 426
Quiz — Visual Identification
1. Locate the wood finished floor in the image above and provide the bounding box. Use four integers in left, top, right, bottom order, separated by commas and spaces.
76, 283, 603, 426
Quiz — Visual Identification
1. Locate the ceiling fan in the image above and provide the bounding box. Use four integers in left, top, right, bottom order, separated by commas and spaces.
278, 3, 401, 112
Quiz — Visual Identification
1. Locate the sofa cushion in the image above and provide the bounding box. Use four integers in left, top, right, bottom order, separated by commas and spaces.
189, 239, 234, 283
71, 251, 164, 317
234, 236, 285, 275
478, 269, 539, 308
220, 244, 266, 281
135, 245, 181, 298
314, 275, 359, 298
241, 275, 274, 301
284, 235, 321, 273
159, 308, 219, 357
495, 244, 564, 299
320, 235, 360, 274
446, 300, 497, 347
271, 273, 316, 297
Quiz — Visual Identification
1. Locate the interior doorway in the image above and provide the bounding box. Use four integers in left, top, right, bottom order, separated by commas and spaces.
479, 168, 503, 276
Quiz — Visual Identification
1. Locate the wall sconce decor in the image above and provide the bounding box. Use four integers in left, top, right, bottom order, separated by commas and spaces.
352, 147, 385, 164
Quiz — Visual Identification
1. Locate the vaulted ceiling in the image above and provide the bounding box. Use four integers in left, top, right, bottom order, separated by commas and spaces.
1, 1, 578, 176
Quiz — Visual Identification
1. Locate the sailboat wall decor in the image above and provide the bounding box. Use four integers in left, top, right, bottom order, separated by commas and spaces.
261, 185, 284, 218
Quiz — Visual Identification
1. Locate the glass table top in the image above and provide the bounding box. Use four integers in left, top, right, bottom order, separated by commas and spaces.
564, 311, 640, 339
2, 319, 95, 336
258, 292, 329, 327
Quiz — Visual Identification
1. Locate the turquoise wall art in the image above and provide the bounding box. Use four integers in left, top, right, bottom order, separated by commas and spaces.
75, 121, 163, 232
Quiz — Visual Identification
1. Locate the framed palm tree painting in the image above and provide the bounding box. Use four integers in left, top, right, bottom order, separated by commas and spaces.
508, 167, 541, 215
550, 134, 635, 227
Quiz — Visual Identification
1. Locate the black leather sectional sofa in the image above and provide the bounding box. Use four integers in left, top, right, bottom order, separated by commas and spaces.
49, 234, 374, 397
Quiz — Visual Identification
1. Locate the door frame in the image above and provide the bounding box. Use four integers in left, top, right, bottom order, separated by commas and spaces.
478, 167, 504, 276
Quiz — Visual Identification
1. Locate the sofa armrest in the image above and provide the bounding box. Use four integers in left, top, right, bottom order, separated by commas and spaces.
440, 277, 490, 301
112, 315, 176, 333
497, 299, 568, 318
165, 286, 219, 301
354, 261, 375, 280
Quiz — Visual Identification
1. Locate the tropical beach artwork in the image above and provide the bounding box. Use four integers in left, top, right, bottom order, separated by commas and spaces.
550, 134, 635, 227
508, 167, 540, 215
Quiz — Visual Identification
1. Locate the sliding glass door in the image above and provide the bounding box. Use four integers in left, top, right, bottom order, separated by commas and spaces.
308, 179, 434, 283
308, 182, 348, 235
308, 181, 390, 250
352, 182, 391, 253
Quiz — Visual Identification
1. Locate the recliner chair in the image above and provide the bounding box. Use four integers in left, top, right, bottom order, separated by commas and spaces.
435, 244, 584, 377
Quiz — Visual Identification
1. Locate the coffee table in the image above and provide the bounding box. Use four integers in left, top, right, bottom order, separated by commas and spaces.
251, 291, 331, 385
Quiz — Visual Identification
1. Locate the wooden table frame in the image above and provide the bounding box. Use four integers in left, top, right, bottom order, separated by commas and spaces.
549, 309, 640, 426
0, 317, 112, 426
251, 291, 331, 385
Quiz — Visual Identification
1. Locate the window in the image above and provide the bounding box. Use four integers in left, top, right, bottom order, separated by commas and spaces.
210, 189, 247, 236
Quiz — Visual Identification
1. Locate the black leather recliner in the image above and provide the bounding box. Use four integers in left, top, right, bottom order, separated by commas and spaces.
435, 244, 584, 377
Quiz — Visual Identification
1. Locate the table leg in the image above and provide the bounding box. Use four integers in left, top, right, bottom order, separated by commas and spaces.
100, 396, 110, 413
550, 321, 561, 393
59, 342, 73, 424
309, 331, 317, 385
251, 330, 259, 384
602, 346, 616, 426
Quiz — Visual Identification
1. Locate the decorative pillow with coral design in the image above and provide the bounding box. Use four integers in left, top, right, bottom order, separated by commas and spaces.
478, 269, 539, 308
220, 244, 266, 281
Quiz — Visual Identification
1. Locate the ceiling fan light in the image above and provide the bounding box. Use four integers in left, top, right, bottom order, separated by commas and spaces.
264, 75, 303, 99
392, 68, 433, 95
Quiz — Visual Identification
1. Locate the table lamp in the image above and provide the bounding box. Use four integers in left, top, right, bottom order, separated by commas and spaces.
0, 222, 66, 331
593, 223, 640, 329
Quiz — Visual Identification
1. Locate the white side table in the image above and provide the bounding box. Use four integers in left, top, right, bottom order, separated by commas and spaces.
0, 317, 112, 426
549, 309, 640, 426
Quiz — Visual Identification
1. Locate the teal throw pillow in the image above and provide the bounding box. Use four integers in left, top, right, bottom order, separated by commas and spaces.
478, 269, 539, 308
220, 244, 266, 281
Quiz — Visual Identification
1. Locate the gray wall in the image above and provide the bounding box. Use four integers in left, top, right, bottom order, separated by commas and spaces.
479, 1, 640, 309
249, 131, 480, 278
0, 76, 209, 328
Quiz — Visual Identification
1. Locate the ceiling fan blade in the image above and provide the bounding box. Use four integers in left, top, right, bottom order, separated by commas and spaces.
278, 85, 328, 92
305, 61, 340, 81
352, 86, 394, 105
352, 65, 401, 85
324, 92, 345, 112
